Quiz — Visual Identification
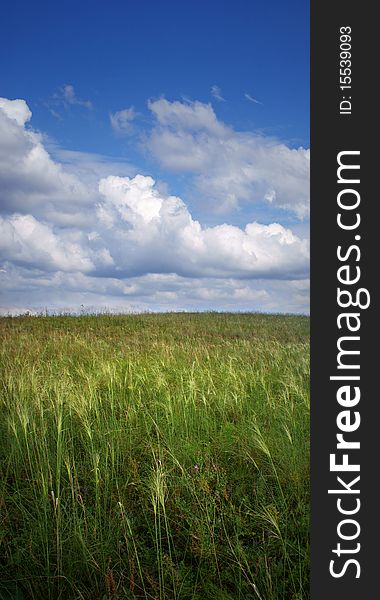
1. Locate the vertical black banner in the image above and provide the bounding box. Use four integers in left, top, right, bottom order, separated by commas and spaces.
311, 1, 377, 597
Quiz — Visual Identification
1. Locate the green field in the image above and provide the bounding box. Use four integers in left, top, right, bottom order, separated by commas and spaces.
0, 313, 310, 600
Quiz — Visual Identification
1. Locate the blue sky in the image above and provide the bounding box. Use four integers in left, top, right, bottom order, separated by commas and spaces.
0, 0, 310, 314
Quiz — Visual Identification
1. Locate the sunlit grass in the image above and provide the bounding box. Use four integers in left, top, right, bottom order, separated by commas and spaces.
0, 313, 309, 599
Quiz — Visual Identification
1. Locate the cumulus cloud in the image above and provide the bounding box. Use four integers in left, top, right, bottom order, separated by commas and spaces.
148, 98, 226, 136
0, 96, 310, 314
95, 174, 309, 279
0, 99, 136, 228
0, 98, 94, 225
0, 97, 32, 126
146, 98, 309, 217
0, 214, 95, 272
110, 107, 137, 135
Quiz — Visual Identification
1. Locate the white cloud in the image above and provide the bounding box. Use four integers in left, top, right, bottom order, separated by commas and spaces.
0, 99, 136, 228
0, 96, 310, 314
148, 98, 226, 136
0, 214, 95, 272
58, 84, 92, 109
146, 98, 309, 217
244, 92, 263, 105
0, 267, 309, 315
110, 107, 137, 135
95, 174, 308, 280
48, 146, 137, 189
45, 84, 92, 119
211, 85, 225, 102
0, 97, 32, 126
0, 98, 94, 225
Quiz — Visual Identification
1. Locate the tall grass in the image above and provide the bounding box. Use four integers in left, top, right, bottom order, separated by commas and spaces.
0, 313, 309, 599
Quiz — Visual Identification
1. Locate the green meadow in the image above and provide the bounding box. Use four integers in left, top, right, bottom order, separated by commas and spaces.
0, 313, 310, 600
